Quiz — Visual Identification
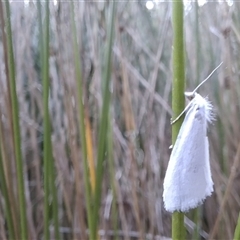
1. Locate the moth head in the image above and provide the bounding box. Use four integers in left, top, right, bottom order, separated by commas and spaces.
184, 91, 196, 101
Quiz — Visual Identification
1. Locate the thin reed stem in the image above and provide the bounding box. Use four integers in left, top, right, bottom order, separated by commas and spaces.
42, 0, 51, 239
234, 212, 240, 240
172, 0, 185, 239
92, 2, 117, 239
4, 1, 28, 239
0, 126, 15, 239
70, 1, 94, 239
0, 1, 19, 238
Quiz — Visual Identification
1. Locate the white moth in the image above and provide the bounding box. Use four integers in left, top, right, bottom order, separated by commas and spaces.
163, 63, 222, 213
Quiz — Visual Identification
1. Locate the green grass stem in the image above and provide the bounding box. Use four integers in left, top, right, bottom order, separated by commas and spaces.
4, 1, 28, 239
234, 212, 240, 239
0, 124, 15, 239
42, 0, 51, 239
0, 2, 20, 237
92, 2, 117, 239
172, 0, 186, 239
70, 1, 94, 239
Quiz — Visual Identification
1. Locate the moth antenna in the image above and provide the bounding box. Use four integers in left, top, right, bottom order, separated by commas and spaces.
192, 62, 223, 94
171, 101, 193, 124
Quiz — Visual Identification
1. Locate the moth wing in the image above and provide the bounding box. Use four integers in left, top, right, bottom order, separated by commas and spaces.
163, 102, 213, 212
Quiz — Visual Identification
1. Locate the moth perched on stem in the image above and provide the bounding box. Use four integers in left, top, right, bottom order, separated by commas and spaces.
163, 62, 222, 212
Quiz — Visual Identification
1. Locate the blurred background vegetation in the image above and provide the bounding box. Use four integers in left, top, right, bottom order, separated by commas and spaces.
0, 0, 240, 239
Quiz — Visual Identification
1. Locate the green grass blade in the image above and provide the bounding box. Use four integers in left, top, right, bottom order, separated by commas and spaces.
70, 1, 94, 239
234, 212, 240, 240
42, 0, 51, 239
92, 2, 117, 238
4, 1, 28, 239
0, 124, 15, 239
0, 2, 20, 237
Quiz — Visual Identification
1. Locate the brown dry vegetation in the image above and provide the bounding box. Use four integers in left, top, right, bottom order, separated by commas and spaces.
0, 1, 240, 239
